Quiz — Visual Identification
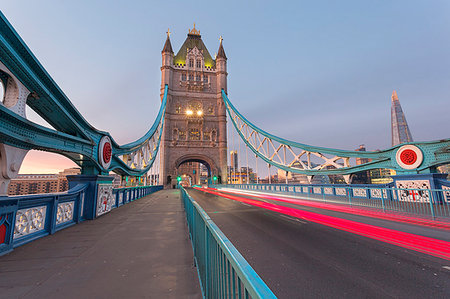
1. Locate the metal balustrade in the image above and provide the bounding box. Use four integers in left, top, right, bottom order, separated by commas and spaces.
180, 186, 276, 299
216, 183, 450, 220
0, 184, 162, 256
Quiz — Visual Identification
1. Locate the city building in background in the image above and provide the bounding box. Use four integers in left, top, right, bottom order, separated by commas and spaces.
391, 90, 413, 146
438, 164, 450, 175
369, 168, 396, 184
230, 150, 238, 172
228, 167, 257, 184
8, 168, 81, 195
277, 162, 309, 184
351, 145, 372, 184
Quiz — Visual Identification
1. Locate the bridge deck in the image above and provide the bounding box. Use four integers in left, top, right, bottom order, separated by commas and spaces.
0, 189, 201, 298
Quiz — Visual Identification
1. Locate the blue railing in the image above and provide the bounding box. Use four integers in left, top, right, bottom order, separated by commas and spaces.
180, 186, 276, 299
216, 183, 450, 220
0, 184, 162, 256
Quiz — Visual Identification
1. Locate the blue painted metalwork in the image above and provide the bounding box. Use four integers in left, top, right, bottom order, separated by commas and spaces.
0, 184, 162, 256
222, 90, 450, 176
0, 11, 166, 176
180, 186, 276, 298
217, 182, 450, 219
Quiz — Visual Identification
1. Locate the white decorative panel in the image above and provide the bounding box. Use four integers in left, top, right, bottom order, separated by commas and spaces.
324, 187, 333, 195
96, 184, 114, 217
442, 186, 450, 202
288, 186, 294, 192
353, 188, 367, 197
14, 206, 46, 239
80, 192, 85, 218
119, 192, 123, 205
313, 187, 321, 194
302, 187, 309, 193
395, 180, 431, 203
56, 201, 74, 225
335, 188, 347, 196
370, 189, 383, 199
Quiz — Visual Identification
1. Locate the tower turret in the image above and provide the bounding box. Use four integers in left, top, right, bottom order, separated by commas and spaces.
161, 29, 174, 94
216, 36, 227, 93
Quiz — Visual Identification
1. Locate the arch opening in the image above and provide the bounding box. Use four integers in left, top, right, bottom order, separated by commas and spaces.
176, 159, 211, 187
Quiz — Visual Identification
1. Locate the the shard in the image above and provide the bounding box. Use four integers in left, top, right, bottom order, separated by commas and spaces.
391, 90, 413, 146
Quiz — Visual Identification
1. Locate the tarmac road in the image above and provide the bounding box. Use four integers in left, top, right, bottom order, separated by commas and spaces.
187, 188, 450, 299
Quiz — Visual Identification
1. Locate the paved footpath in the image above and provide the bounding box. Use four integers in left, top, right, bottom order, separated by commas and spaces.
0, 189, 201, 299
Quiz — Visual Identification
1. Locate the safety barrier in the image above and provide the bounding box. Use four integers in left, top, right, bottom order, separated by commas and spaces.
217, 183, 450, 220
180, 186, 276, 299
0, 184, 162, 256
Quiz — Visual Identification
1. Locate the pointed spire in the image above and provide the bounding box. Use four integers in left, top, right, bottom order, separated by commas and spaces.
162, 29, 173, 53
391, 90, 413, 146
216, 36, 227, 59
391, 90, 398, 102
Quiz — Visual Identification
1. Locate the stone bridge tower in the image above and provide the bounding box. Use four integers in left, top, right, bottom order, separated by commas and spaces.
159, 25, 228, 187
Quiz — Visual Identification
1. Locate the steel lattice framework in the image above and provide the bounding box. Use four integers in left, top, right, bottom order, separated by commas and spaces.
0, 12, 165, 176
222, 90, 450, 178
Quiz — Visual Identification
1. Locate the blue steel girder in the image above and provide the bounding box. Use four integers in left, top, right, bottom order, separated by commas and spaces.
0, 12, 95, 140
222, 90, 450, 176
0, 12, 167, 176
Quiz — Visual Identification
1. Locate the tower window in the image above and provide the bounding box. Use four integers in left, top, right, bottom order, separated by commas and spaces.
196, 75, 201, 81
203, 75, 208, 83
181, 73, 186, 81
196, 60, 201, 68
189, 129, 200, 140
178, 131, 186, 140
189, 59, 194, 68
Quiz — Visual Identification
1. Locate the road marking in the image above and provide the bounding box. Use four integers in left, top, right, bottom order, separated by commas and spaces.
280, 214, 307, 224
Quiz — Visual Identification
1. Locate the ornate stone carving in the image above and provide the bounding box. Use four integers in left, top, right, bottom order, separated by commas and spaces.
353, 188, 367, 197
395, 180, 430, 202
335, 188, 347, 196
96, 184, 114, 217
56, 201, 74, 225
14, 206, 46, 238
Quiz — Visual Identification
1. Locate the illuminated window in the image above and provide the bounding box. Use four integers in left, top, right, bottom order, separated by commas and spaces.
208, 106, 214, 115
178, 131, 186, 140
203, 131, 211, 141
189, 129, 200, 140
181, 73, 186, 81
189, 59, 194, 67
176, 105, 181, 113
196, 60, 201, 68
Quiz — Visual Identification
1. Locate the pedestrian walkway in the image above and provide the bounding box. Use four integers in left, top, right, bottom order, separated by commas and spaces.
0, 189, 201, 299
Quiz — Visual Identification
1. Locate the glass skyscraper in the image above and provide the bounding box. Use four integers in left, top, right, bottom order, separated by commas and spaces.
391, 90, 413, 146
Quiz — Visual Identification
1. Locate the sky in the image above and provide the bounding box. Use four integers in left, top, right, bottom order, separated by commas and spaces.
1, 1, 449, 174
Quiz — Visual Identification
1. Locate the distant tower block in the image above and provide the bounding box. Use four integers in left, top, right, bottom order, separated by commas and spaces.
159, 24, 228, 187
391, 90, 413, 146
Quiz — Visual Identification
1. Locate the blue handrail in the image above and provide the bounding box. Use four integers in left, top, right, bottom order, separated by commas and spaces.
180, 186, 276, 298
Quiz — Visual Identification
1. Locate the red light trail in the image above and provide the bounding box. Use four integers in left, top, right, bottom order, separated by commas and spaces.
194, 187, 450, 260
216, 188, 450, 230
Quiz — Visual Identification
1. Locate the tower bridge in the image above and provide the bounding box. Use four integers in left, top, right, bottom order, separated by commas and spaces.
1, 13, 450, 298
160, 26, 227, 188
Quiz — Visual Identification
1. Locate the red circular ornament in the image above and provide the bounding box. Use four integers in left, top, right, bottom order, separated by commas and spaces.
102, 142, 112, 164
399, 149, 417, 165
